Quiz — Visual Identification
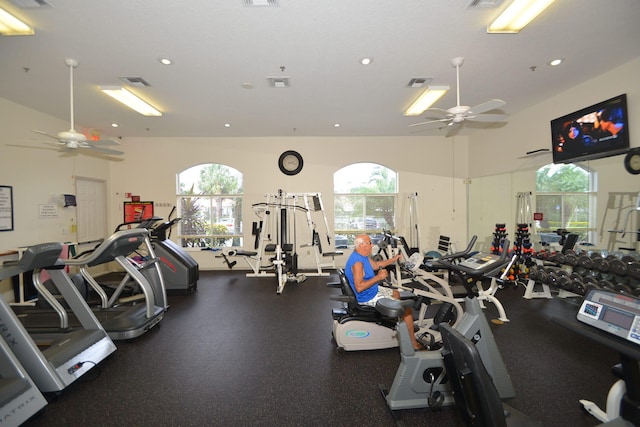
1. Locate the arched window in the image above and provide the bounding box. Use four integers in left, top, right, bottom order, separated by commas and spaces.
535, 163, 596, 244
333, 163, 398, 248
176, 164, 243, 248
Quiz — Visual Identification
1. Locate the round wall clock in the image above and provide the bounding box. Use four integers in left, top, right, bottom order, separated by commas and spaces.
624, 148, 640, 175
278, 150, 303, 176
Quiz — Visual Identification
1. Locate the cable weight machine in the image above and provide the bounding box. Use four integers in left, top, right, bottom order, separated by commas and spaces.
228, 190, 341, 294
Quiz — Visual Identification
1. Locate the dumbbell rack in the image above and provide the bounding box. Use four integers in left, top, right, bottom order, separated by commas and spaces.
526, 249, 640, 299
510, 223, 535, 282
491, 223, 508, 255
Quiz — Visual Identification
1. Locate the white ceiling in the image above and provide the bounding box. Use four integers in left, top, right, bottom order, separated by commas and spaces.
1, 0, 639, 139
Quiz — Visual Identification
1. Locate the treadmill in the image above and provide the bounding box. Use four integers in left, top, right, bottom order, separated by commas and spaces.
63, 228, 169, 340
0, 335, 48, 426
0, 242, 117, 393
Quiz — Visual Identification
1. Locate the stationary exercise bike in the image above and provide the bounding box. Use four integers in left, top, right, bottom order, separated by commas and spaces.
377, 242, 516, 416
329, 245, 471, 355
329, 268, 417, 354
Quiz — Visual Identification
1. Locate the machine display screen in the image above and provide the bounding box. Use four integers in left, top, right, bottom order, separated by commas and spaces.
602, 309, 634, 331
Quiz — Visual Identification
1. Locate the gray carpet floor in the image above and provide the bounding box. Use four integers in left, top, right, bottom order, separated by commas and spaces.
21, 270, 618, 426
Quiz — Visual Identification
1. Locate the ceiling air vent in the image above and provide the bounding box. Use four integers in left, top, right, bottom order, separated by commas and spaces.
9, 0, 51, 8
467, 0, 503, 8
243, 0, 279, 6
119, 77, 151, 88
407, 78, 432, 88
267, 77, 290, 88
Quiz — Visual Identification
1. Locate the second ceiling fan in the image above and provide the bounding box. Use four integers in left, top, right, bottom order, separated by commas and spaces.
32, 58, 124, 156
410, 57, 508, 135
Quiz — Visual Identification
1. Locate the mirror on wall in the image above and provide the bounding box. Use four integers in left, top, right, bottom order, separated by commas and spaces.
467, 154, 639, 254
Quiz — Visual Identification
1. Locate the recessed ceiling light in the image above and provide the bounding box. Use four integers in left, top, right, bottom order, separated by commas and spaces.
360, 57, 373, 65
158, 58, 173, 65
111, 123, 118, 128
333, 123, 340, 128
224, 123, 231, 128
549, 58, 563, 66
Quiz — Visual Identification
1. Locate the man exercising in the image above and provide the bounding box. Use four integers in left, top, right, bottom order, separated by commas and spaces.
345, 234, 423, 351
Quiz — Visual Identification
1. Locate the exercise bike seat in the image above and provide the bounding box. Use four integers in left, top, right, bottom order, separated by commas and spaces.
330, 269, 379, 317
375, 298, 414, 318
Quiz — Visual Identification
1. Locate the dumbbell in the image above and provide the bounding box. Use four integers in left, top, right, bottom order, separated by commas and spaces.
564, 252, 579, 267
609, 258, 628, 277
578, 255, 594, 270
598, 280, 616, 292
628, 262, 640, 280
593, 256, 610, 273
555, 270, 572, 290
613, 282, 633, 295
581, 275, 598, 289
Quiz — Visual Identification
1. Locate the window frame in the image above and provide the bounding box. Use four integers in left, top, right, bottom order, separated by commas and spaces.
176, 163, 244, 249
333, 163, 398, 248
535, 163, 597, 244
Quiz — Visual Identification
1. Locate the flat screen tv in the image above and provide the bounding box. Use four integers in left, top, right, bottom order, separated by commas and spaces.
551, 94, 630, 164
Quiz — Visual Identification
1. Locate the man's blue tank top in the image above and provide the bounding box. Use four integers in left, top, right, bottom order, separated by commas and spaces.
344, 251, 378, 303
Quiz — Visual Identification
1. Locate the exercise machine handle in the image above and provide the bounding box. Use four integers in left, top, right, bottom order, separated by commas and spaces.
437, 239, 511, 279
439, 235, 478, 262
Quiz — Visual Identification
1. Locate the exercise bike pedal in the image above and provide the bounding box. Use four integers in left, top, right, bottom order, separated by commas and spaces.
417, 331, 440, 350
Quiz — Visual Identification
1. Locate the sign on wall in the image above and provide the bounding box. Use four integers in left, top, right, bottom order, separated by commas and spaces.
0, 185, 13, 231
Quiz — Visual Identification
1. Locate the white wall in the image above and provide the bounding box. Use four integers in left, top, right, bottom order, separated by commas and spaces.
466, 58, 640, 252
467, 57, 640, 177
0, 97, 113, 300
108, 135, 470, 269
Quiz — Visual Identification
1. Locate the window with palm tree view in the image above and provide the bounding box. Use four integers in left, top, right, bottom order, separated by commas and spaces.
535, 163, 596, 244
333, 163, 397, 248
177, 164, 243, 248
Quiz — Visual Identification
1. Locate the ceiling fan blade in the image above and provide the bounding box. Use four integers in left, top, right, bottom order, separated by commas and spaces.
445, 122, 463, 137
422, 107, 450, 117
6, 143, 60, 152
85, 145, 124, 155
469, 99, 506, 115
32, 130, 60, 140
37, 140, 65, 148
466, 113, 508, 122
409, 118, 451, 128
90, 138, 121, 146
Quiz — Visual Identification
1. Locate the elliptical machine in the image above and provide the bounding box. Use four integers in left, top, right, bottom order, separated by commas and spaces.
377, 241, 516, 416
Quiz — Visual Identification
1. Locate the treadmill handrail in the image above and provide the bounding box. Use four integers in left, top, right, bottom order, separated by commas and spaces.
64, 228, 149, 267
0, 242, 63, 281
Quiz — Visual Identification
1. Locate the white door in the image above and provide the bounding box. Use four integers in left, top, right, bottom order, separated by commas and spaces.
75, 177, 108, 243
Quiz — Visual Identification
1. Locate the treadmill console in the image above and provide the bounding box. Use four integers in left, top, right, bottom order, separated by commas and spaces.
577, 289, 640, 346
458, 253, 501, 271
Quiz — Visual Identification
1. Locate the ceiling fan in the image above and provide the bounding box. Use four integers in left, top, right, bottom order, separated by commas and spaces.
410, 57, 507, 135
32, 58, 124, 156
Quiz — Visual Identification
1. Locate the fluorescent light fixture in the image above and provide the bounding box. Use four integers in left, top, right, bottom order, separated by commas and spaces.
488, 0, 555, 33
0, 7, 34, 36
404, 86, 449, 117
100, 86, 162, 116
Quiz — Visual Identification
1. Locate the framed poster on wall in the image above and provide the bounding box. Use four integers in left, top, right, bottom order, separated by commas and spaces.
0, 185, 14, 231
123, 201, 154, 223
